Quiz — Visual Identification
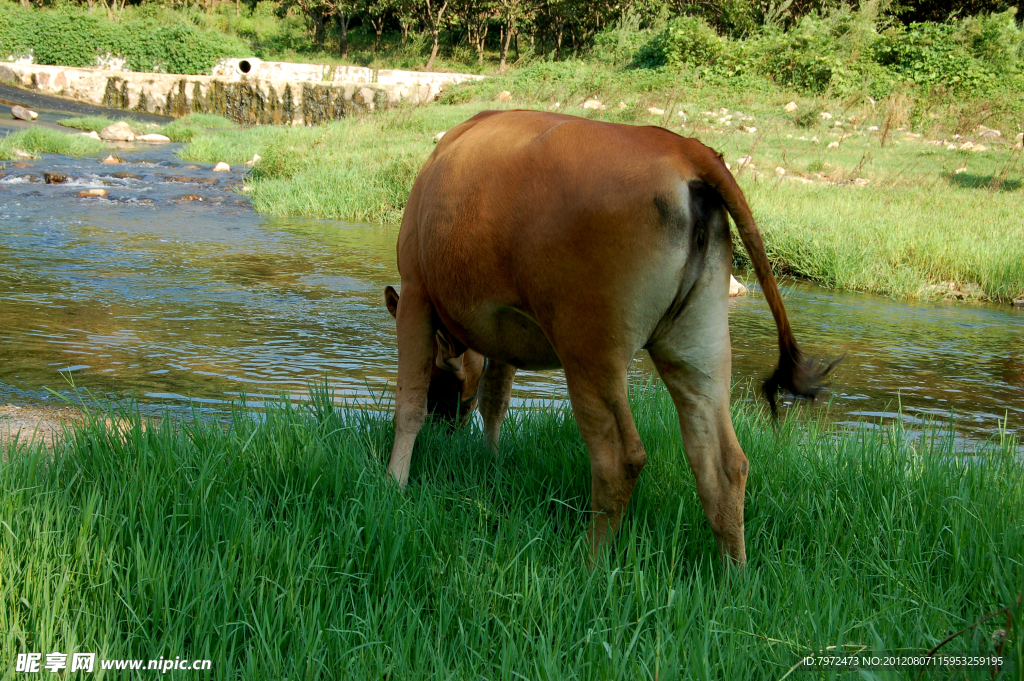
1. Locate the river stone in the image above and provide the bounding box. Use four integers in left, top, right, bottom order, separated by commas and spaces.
101, 155, 121, 164
212, 162, 230, 172
43, 172, 69, 184
11, 105, 38, 121
163, 176, 217, 184
175, 194, 205, 201
136, 133, 171, 143
110, 171, 143, 180
78, 188, 108, 197
729, 276, 747, 297
99, 121, 135, 142
244, 154, 262, 166
78, 131, 101, 140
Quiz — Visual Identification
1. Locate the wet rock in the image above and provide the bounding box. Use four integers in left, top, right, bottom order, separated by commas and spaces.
102, 155, 121, 164
729, 276, 747, 297
648, 107, 665, 116
11, 105, 38, 121
19, 173, 40, 182
496, 90, 511, 102
182, 165, 200, 170
10, 162, 34, 168
136, 133, 171, 143
43, 172, 69, 184
99, 121, 134, 142
14, 149, 34, 159
110, 171, 143, 180
78, 131, 101, 140
1013, 298, 1024, 307
582, 98, 604, 110
175, 194, 205, 201
212, 162, 230, 172
78, 188, 108, 197
784, 101, 798, 113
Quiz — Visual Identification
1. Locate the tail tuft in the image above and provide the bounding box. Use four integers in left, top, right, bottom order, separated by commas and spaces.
762, 352, 843, 416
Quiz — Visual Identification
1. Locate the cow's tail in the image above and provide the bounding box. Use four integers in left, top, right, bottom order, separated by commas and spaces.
696, 151, 839, 415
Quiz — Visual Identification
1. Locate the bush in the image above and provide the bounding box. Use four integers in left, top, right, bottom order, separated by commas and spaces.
632, 16, 724, 69
873, 21, 995, 91
0, 5, 248, 75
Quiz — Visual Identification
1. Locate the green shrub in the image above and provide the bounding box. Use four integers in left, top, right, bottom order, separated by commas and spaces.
0, 5, 247, 75
873, 21, 995, 91
633, 16, 724, 69
958, 8, 1023, 75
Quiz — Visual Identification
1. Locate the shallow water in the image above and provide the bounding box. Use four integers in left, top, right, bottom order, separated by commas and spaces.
2, 140, 1022, 446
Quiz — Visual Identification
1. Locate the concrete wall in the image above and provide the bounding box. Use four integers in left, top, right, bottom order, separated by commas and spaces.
0, 61, 485, 125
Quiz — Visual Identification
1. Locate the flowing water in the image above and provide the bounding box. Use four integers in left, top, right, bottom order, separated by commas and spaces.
2, 135, 1022, 448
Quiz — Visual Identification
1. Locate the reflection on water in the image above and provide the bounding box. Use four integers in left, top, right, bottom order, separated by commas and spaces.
1, 144, 1022, 446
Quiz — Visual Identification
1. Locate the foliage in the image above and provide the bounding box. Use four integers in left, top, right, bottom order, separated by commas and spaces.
0, 4, 248, 74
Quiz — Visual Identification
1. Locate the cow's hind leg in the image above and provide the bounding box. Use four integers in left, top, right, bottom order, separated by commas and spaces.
649, 349, 747, 565
562, 361, 646, 551
478, 359, 516, 451
388, 285, 435, 487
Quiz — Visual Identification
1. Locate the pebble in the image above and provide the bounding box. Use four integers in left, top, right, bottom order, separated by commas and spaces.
212, 162, 231, 172
136, 133, 171, 143
648, 107, 665, 116
43, 172, 69, 184
77, 188, 108, 198
784, 101, 798, 113
101, 155, 121, 164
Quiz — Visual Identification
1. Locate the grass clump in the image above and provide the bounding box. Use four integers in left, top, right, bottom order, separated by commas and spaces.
0, 127, 106, 160
1, 383, 1022, 678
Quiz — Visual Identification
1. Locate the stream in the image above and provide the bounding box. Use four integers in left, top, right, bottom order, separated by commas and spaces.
2, 116, 1022, 450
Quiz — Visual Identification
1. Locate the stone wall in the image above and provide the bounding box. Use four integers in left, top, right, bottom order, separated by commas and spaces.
0, 61, 485, 125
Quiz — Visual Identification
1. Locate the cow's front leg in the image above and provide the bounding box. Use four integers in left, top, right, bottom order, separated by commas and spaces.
388, 285, 435, 487
478, 359, 517, 451
563, 361, 646, 552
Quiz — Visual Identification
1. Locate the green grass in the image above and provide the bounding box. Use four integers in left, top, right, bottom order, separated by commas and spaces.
0, 127, 107, 160
56, 113, 238, 143
55, 115, 121, 132
2, 383, 1022, 679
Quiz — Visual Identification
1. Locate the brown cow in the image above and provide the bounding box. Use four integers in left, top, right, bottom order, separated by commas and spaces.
384, 110, 835, 564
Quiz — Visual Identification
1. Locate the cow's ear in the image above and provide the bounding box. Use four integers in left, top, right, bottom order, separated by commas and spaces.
384, 286, 399, 318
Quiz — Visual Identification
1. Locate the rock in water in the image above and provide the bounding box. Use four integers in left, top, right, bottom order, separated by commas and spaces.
729, 275, 748, 297
99, 121, 135, 142
11, 105, 38, 121
102, 155, 121, 164
77, 188, 108, 197
43, 172, 69, 184
212, 162, 231, 172
136, 133, 171, 143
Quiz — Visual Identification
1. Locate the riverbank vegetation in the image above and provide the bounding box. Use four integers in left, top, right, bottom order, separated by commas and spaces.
2, 384, 1022, 678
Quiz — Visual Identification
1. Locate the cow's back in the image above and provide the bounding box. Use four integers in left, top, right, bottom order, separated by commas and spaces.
398, 110, 719, 370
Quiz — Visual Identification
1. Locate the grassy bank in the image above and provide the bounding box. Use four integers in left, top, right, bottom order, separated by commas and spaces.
175, 83, 1024, 303
2, 384, 1022, 679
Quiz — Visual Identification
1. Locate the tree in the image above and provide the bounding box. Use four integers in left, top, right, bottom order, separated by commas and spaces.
420, 0, 451, 70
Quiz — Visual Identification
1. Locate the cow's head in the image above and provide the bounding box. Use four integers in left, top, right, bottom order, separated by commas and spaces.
385, 286, 485, 426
